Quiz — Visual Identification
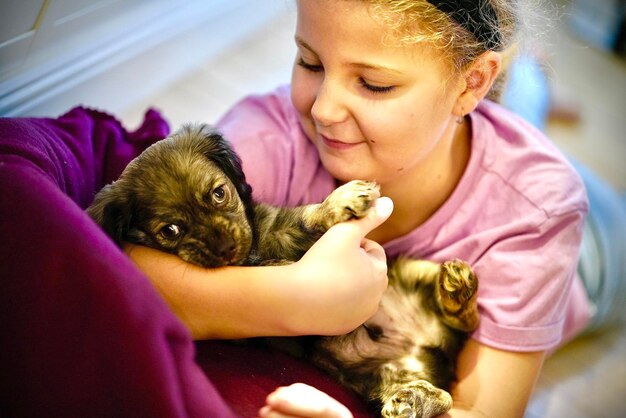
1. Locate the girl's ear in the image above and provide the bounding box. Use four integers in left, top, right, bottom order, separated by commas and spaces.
453, 51, 502, 117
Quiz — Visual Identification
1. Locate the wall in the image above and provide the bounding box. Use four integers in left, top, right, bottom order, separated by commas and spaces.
0, 0, 286, 117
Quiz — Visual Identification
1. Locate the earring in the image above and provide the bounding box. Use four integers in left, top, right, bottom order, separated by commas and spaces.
456, 107, 465, 124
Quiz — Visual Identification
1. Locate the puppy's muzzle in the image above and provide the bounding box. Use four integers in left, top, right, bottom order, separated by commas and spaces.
212, 234, 237, 263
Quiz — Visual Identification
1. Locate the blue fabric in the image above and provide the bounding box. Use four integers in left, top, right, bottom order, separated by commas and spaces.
502, 54, 551, 131
574, 161, 626, 331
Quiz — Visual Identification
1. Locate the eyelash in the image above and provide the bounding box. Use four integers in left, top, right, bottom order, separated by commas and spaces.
297, 58, 396, 94
297, 58, 323, 72
358, 78, 395, 94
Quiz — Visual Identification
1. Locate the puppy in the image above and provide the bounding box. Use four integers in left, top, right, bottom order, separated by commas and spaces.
88, 124, 479, 418
87, 124, 378, 266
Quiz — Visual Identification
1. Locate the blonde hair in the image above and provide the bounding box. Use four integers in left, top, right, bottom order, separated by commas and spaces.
365, 0, 528, 100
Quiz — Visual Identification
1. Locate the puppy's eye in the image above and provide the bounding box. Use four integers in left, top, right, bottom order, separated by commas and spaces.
212, 185, 229, 205
159, 224, 181, 240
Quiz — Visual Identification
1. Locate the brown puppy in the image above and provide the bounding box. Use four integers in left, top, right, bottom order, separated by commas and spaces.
87, 124, 378, 267
87, 124, 479, 418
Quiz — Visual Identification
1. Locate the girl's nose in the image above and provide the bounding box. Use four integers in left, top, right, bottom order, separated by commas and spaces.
310, 78, 348, 127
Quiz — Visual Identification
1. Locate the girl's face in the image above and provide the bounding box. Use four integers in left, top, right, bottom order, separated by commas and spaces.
292, 0, 465, 185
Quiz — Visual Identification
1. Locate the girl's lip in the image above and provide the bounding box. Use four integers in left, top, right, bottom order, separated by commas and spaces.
320, 134, 362, 150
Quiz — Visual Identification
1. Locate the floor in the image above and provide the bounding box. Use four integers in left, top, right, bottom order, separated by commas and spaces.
121, 3, 626, 417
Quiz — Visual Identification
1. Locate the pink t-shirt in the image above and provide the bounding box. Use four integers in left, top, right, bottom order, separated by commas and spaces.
216, 85, 591, 352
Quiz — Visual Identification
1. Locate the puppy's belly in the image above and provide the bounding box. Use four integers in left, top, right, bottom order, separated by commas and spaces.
365, 286, 445, 354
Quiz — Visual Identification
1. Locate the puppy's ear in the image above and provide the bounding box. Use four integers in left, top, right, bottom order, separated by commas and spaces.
87, 184, 135, 246
199, 126, 253, 204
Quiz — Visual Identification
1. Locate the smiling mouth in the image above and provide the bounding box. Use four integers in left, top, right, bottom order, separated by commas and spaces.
320, 135, 363, 150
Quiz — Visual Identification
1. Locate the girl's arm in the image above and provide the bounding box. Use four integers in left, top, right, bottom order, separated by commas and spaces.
125, 197, 393, 340
441, 339, 546, 418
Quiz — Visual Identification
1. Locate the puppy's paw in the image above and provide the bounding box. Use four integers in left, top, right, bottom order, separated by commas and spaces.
438, 259, 479, 331
381, 382, 452, 418
382, 387, 419, 418
321, 180, 380, 225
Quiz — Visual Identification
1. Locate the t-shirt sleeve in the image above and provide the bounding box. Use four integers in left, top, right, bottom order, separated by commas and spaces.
215, 85, 334, 207
472, 208, 587, 351
215, 87, 295, 206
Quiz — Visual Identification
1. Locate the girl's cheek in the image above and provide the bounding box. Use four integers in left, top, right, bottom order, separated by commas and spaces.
290, 78, 315, 140
292, 71, 319, 112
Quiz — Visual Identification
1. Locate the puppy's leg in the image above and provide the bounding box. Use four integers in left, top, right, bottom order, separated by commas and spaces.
301, 180, 380, 230
436, 260, 479, 332
376, 360, 452, 418
251, 181, 379, 262
388, 258, 479, 332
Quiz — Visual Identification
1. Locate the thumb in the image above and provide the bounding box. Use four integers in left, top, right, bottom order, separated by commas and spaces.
344, 196, 394, 238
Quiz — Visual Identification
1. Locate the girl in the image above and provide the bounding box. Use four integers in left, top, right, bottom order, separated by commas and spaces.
127, 1, 623, 417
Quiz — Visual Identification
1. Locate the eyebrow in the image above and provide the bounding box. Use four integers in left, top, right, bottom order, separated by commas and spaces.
349, 62, 403, 75
294, 36, 403, 75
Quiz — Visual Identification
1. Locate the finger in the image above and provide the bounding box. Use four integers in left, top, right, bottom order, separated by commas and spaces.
263, 384, 353, 418
365, 196, 394, 229
330, 196, 394, 242
360, 238, 386, 263
258, 405, 299, 418
360, 238, 388, 288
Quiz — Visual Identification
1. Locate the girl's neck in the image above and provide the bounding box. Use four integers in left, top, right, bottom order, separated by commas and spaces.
367, 118, 472, 244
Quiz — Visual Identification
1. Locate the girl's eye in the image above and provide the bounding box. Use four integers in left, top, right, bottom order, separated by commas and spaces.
212, 185, 228, 205
297, 57, 323, 73
159, 224, 181, 240
359, 77, 395, 94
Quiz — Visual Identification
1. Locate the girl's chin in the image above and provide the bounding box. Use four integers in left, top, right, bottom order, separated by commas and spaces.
313, 140, 375, 182
322, 160, 371, 183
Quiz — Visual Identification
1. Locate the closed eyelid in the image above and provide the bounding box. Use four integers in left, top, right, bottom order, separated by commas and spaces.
294, 37, 322, 67
295, 36, 401, 75
294, 36, 315, 53
359, 79, 396, 93
297, 57, 323, 72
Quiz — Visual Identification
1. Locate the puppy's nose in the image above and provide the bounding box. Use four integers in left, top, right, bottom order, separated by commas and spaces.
215, 236, 236, 261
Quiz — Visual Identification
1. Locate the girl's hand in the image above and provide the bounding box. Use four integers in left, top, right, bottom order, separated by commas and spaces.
287, 197, 393, 335
258, 383, 353, 418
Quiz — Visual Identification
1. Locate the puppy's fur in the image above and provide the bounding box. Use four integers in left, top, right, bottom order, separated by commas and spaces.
88, 124, 479, 418
88, 124, 377, 267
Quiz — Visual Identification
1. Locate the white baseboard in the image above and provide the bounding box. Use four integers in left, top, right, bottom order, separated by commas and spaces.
0, 0, 286, 117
